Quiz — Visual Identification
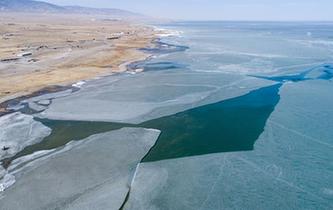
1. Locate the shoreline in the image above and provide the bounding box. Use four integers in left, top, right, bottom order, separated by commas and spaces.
0, 13, 160, 115
0, 19, 184, 116
0, 52, 154, 116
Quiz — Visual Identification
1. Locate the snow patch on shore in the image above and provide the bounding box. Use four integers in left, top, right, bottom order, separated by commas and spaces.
72, 81, 86, 88
154, 27, 183, 38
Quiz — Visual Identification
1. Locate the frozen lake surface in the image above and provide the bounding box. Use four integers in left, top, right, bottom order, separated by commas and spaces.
0, 112, 51, 160
124, 80, 333, 210
0, 128, 160, 210
1, 22, 333, 209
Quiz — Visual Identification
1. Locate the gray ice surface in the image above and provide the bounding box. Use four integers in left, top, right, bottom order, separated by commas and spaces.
124, 80, 333, 210
6, 89, 73, 112
24, 89, 73, 112
38, 71, 274, 123
0, 127, 160, 210
0, 112, 51, 159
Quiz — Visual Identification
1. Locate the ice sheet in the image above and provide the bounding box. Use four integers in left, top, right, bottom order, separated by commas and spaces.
123, 80, 333, 210
37, 22, 333, 124
24, 89, 74, 112
0, 127, 160, 210
0, 112, 51, 159
38, 71, 273, 123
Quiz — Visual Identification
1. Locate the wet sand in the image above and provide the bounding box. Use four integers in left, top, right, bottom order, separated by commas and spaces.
0, 13, 156, 103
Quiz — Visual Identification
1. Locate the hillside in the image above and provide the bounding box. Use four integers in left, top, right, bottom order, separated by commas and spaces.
0, 0, 65, 12
0, 0, 148, 20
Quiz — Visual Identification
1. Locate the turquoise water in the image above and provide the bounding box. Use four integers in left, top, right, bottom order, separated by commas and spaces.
14, 83, 281, 162
129, 61, 188, 72
142, 83, 281, 161
4, 21, 333, 209
251, 64, 333, 82
11, 22, 333, 163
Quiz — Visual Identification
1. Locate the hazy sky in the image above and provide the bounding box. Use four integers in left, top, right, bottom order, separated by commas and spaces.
44, 0, 333, 21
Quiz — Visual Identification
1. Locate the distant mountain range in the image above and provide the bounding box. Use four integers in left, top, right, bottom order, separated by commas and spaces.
0, 0, 150, 20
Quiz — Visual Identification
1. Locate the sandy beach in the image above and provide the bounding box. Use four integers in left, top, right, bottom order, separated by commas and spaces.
0, 13, 156, 103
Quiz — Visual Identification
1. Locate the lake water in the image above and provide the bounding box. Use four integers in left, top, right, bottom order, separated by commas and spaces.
1, 22, 333, 209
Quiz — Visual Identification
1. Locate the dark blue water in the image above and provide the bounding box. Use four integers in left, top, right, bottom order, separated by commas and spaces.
251, 64, 333, 82
10, 83, 281, 164
129, 61, 188, 72
140, 41, 189, 54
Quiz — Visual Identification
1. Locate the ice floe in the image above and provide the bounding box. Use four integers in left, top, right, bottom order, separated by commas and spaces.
0, 128, 160, 210
6, 89, 74, 113
38, 71, 274, 124
123, 79, 333, 210
0, 172, 15, 192
0, 112, 51, 159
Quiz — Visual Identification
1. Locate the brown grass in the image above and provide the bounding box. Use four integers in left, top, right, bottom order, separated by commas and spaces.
0, 13, 156, 102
